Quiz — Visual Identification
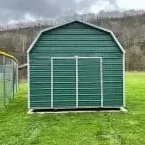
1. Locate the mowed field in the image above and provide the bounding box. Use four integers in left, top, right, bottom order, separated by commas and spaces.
0, 72, 145, 145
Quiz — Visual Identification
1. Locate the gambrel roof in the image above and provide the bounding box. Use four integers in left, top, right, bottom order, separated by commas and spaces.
27, 20, 125, 54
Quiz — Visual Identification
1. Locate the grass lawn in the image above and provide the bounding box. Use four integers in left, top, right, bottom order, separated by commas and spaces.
0, 72, 145, 145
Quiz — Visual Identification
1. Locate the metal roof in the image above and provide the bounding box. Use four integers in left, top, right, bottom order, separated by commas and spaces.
27, 20, 125, 54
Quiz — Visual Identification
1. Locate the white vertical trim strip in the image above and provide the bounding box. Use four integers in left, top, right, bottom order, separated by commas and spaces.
123, 54, 126, 107
27, 53, 30, 109
51, 58, 54, 108
76, 56, 78, 108
100, 58, 103, 107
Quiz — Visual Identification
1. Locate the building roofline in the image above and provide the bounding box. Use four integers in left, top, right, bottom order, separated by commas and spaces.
27, 20, 125, 54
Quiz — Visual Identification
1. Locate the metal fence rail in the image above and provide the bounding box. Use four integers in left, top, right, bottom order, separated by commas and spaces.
0, 53, 18, 108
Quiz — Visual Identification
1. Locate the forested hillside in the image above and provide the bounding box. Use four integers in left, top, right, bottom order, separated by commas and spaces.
1, 13, 145, 71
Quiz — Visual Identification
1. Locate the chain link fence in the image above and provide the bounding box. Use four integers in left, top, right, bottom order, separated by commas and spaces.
0, 53, 18, 108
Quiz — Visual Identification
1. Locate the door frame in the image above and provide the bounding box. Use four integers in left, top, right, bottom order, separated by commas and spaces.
51, 56, 103, 109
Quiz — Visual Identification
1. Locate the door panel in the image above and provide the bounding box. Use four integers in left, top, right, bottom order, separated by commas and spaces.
78, 58, 101, 107
53, 59, 76, 108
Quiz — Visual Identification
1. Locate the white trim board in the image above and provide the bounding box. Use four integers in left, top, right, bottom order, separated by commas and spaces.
51, 58, 53, 109
123, 54, 126, 107
27, 53, 30, 109
27, 20, 125, 54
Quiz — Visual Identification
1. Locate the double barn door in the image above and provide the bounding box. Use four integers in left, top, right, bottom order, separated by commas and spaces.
51, 56, 103, 109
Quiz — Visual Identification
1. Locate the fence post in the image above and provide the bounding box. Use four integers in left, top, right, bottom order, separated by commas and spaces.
3, 55, 6, 107
12, 61, 14, 99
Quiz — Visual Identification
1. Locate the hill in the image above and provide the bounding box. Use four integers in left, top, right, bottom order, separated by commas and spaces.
1, 14, 145, 71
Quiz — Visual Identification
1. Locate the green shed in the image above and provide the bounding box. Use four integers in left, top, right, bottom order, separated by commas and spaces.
27, 20, 125, 110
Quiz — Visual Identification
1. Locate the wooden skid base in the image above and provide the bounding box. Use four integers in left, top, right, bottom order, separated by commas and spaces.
28, 107, 128, 114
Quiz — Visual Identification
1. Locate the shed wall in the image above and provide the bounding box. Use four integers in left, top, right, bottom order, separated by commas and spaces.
29, 22, 123, 109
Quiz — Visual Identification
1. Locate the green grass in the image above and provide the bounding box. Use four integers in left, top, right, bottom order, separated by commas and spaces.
0, 72, 145, 145
0, 81, 4, 108
0, 80, 14, 108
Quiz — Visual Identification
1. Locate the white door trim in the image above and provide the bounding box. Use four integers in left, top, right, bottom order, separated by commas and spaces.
51, 56, 103, 108
51, 58, 53, 108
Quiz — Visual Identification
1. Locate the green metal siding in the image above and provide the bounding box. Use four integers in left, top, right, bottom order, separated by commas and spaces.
78, 58, 101, 107
29, 21, 123, 109
53, 59, 76, 108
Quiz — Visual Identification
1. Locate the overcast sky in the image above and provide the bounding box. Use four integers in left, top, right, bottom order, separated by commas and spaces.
0, 0, 144, 24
